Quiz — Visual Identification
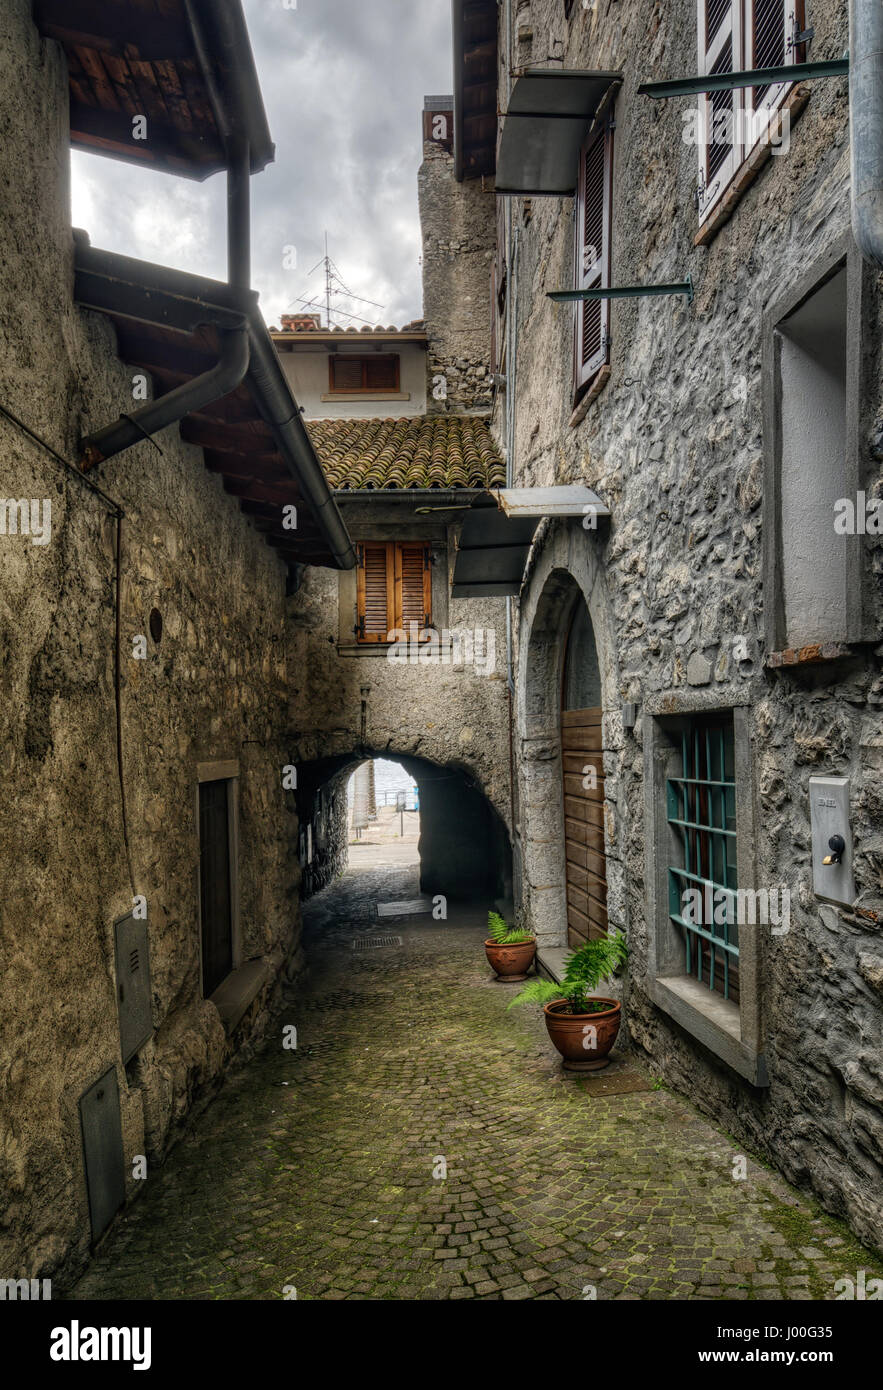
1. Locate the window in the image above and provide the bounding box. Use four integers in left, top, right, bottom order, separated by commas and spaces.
574, 113, 613, 395
763, 236, 869, 657
696, 1, 806, 225
355, 542, 432, 643
329, 354, 400, 394
666, 715, 740, 1002
645, 704, 767, 1086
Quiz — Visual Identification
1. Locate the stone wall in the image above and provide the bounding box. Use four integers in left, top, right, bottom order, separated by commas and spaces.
0, 0, 302, 1285
418, 140, 496, 414
501, 0, 883, 1253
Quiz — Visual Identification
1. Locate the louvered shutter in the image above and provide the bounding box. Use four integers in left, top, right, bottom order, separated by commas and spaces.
743, 1, 801, 140
356, 542, 393, 642
574, 118, 612, 391
697, 0, 744, 222
490, 264, 497, 376
396, 544, 432, 637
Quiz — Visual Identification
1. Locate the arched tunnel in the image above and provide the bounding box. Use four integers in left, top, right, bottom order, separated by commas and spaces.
295, 751, 513, 909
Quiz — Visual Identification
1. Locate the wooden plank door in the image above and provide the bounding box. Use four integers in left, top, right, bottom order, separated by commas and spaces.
199, 778, 233, 996
561, 708, 608, 947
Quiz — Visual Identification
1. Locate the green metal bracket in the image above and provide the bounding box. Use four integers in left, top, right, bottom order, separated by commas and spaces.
638, 57, 848, 100
548, 276, 694, 304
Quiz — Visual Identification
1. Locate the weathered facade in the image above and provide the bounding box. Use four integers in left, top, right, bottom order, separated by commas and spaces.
282, 105, 514, 909
0, 0, 350, 1285
469, 0, 883, 1252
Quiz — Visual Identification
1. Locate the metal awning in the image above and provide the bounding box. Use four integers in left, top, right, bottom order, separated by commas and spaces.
495, 70, 622, 196
451, 486, 610, 598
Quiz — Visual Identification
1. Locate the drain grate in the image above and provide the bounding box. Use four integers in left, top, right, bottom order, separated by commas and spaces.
353, 934, 403, 951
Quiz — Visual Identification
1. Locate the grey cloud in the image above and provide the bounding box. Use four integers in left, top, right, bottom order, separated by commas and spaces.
70, 0, 453, 329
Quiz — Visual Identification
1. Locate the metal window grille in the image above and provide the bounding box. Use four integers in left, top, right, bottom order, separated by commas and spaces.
666, 717, 740, 1001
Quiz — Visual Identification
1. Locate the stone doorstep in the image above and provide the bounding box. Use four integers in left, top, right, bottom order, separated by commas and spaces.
210, 958, 275, 1034
537, 946, 569, 983
536, 945, 624, 1003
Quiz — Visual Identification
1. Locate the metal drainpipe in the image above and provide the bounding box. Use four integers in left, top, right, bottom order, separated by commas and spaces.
850, 0, 883, 268
80, 324, 250, 467
228, 137, 251, 290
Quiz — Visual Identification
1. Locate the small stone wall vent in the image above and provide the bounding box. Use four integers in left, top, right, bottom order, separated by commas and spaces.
353, 935, 403, 951
115, 912, 153, 1064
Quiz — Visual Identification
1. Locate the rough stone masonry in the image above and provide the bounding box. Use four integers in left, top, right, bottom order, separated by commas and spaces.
497, 0, 883, 1255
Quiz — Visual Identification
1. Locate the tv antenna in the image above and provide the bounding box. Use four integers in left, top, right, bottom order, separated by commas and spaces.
289, 233, 386, 328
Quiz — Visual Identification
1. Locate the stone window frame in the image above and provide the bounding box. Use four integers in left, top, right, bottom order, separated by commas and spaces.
761, 231, 870, 657
643, 692, 768, 1087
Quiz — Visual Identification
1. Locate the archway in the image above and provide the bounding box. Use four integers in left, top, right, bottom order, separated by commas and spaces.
294, 750, 512, 909
517, 541, 620, 951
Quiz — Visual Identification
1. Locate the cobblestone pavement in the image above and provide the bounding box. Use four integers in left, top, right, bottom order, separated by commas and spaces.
70, 865, 883, 1301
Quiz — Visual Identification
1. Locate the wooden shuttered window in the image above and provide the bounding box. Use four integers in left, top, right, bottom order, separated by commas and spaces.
574, 115, 612, 393
329, 354, 400, 393
355, 542, 432, 643
696, 1, 803, 224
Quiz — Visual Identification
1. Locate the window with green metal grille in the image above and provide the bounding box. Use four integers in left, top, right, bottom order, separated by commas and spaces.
666, 715, 740, 1002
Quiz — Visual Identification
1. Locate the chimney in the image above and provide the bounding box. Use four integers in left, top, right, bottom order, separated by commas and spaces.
418, 95, 495, 415
280, 312, 322, 332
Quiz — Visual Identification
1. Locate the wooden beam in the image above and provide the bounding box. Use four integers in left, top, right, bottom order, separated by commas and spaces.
180, 418, 276, 454
34, 0, 195, 62
68, 100, 220, 177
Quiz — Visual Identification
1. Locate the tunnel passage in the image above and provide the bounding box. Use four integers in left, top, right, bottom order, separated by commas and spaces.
295, 751, 512, 906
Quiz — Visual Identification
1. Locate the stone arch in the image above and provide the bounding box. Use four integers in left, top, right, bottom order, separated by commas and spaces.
294, 745, 513, 907
516, 522, 623, 948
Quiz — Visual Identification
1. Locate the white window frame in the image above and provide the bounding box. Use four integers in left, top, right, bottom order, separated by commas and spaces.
696, 0, 803, 225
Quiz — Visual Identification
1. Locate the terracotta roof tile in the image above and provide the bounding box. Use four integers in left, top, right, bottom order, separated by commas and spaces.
306, 416, 505, 491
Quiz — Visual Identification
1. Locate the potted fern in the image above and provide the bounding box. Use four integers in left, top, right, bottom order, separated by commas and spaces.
485, 910, 536, 982
508, 932, 627, 1070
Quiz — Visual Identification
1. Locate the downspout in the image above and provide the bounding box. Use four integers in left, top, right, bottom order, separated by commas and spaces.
850, 0, 883, 268
505, 222, 520, 886
80, 324, 250, 467
246, 329, 357, 570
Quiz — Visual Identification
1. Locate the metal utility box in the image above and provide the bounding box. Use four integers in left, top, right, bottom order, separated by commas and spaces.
78, 1066, 125, 1244
809, 775, 855, 907
114, 911, 153, 1064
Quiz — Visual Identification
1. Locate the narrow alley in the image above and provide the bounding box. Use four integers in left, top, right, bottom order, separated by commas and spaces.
68, 865, 881, 1302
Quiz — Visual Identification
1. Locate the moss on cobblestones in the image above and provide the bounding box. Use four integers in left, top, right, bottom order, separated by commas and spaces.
67, 867, 883, 1302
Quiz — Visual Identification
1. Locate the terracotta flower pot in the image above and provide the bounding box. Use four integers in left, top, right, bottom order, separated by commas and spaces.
484, 938, 536, 982
542, 997, 621, 1071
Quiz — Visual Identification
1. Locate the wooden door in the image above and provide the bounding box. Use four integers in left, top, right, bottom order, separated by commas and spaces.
561, 604, 607, 947
199, 779, 233, 996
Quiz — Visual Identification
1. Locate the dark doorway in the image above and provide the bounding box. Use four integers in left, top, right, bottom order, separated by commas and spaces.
199, 779, 233, 996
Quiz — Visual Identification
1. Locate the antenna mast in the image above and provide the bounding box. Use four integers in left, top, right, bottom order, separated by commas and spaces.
289, 233, 386, 329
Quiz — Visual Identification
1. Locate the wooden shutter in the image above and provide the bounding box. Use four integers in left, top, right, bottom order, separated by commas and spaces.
744, 1, 802, 135
697, 0, 744, 223
396, 543, 432, 635
490, 261, 498, 376
356, 542, 394, 641
574, 117, 612, 392
364, 355, 399, 391
330, 356, 363, 392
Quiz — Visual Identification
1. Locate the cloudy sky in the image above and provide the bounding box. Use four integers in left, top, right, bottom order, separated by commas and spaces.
70, 0, 453, 330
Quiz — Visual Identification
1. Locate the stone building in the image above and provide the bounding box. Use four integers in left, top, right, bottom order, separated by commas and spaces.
449, 0, 883, 1253
276, 112, 514, 907
0, 0, 360, 1285
0, 0, 516, 1287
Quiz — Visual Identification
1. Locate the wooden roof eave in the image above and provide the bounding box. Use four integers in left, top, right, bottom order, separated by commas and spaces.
72, 241, 354, 572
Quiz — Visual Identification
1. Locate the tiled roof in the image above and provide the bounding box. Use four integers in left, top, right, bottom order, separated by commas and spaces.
306, 416, 505, 491
272, 316, 426, 335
